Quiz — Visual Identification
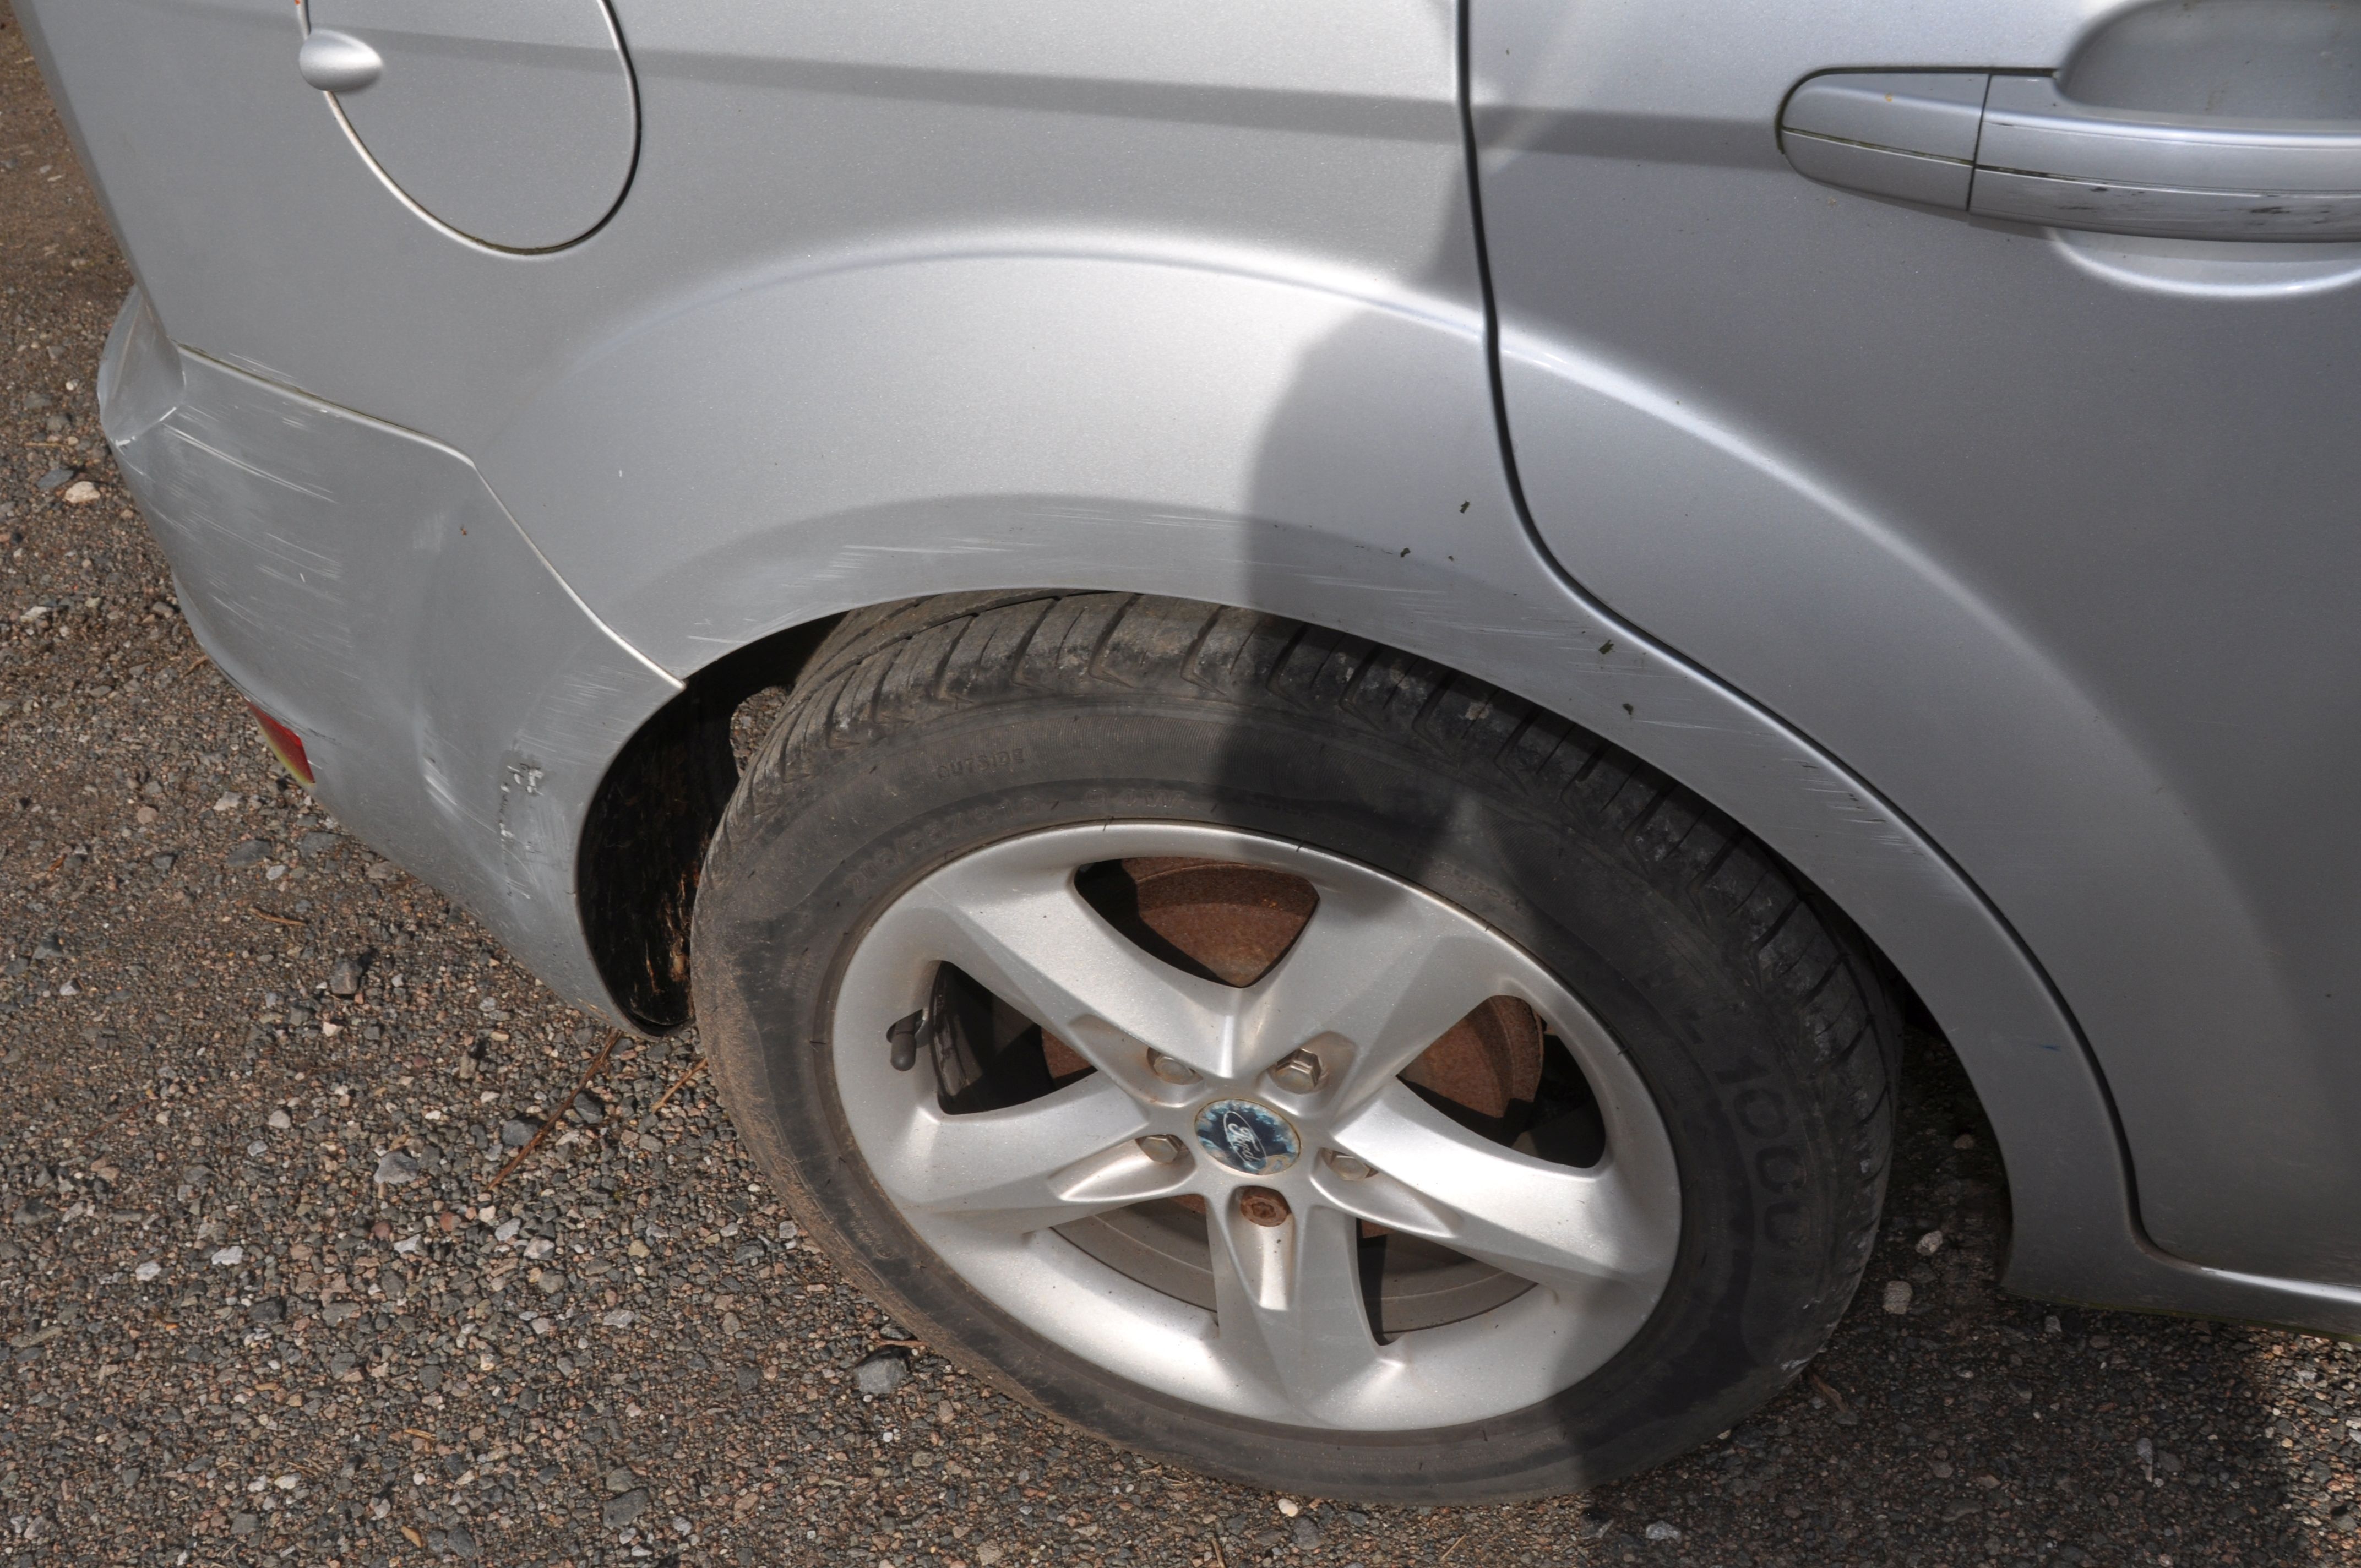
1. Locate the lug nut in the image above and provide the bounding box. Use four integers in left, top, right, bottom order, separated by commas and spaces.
1137, 1134, 1187, 1165
1269, 1049, 1325, 1094
1237, 1187, 1292, 1228
1328, 1151, 1374, 1181
1148, 1052, 1200, 1085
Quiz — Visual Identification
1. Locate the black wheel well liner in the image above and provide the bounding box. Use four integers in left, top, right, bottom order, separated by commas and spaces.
574, 595, 1934, 1047
576, 614, 841, 1032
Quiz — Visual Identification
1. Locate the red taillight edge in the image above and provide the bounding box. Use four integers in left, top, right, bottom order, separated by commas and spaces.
247, 701, 314, 787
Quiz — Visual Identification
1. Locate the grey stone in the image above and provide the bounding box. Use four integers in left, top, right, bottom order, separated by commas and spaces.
150, 853, 174, 871
604, 1467, 637, 1494
31, 934, 64, 961
1292, 1516, 1323, 1549
373, 1149, 422, 1186
854, 1349, 911, 1396
35, 466, 73, 492
225, 839, 268, 867
602, 1487, 649, 1528
299, 830, 341, 858
230, 1513, 259, 1536
327, 956, 362, 997
499, 1119, 538, 1148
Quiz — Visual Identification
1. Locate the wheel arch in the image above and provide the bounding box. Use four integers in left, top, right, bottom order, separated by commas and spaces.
534, 244, 2355, 1334
575, 584, 2126, 1296
578, 615, 840, 1032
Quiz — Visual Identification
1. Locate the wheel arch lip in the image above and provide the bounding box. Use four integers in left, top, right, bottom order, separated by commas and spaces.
602, 564, 2361, 1337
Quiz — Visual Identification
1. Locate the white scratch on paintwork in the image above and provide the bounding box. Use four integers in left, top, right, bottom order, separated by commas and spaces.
157, 426, 335, 503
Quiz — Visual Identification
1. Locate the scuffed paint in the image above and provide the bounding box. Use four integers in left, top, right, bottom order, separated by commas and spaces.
98, 292, 678, 1023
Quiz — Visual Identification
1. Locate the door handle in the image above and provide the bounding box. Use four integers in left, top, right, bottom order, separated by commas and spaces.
1781, 71, 2361, 241
298, 30, 384, 94
1973, 75, 2361, 240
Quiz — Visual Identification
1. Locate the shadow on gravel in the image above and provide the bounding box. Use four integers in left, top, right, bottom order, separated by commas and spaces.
1566, 1028, 2355, 1568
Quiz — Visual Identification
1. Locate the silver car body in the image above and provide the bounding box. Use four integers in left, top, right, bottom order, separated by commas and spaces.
23, 0, 2361, 1335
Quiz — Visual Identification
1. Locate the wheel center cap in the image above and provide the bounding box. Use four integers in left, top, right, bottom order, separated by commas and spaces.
1194, 1098, 1300, 1175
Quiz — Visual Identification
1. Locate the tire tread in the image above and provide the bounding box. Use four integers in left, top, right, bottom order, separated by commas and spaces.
717, 589, 1900, 1485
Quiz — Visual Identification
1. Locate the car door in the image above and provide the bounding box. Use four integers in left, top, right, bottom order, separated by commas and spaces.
1472, 0, 2361, 1284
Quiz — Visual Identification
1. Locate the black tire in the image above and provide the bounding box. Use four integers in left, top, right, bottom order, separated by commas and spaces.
692, 591, 1898, 1501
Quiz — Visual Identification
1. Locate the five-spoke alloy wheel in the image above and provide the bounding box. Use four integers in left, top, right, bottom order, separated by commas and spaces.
694, 592, 1898, 1500
834, 822, 1682, 1430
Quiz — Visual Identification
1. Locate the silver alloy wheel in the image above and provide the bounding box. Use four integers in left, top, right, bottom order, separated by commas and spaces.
831, 823, 1682, 1430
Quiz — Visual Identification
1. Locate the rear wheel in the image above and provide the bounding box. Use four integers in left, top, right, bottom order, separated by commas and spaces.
693, 592, 1897, 1500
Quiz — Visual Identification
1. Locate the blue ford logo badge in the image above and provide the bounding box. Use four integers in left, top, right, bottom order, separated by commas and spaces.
1194, 1099, 1300, 1175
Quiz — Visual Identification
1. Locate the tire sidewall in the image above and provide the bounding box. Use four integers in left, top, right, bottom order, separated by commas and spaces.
695, 685, 1872, 1500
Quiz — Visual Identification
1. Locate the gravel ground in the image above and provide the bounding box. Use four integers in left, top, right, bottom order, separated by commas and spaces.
5, 9, 2361, 1567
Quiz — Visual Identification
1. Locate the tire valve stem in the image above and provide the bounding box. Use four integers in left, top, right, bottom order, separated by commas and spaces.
886, 1010, 931, 1072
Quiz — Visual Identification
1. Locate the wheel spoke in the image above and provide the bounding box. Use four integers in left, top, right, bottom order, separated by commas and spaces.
867, 1074, 1168, 1235
1207, 1197, 1390, 1418
1328, 1084, 1678, 1298
904, 864, 1239, 1075
1239, 884, 1513, 1097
